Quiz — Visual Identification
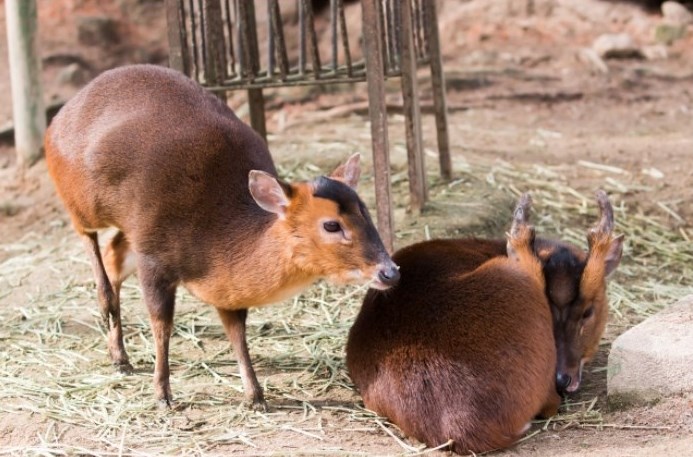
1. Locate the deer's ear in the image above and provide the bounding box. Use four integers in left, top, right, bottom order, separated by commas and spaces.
248, 170, 289, 217
330, 153, 361, 189
604, 234, 624, 277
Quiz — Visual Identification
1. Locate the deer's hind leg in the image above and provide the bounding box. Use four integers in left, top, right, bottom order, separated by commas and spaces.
81, 230, 134, 373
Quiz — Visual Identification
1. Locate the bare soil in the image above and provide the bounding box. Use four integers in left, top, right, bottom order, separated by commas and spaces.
1, 0, 692, 455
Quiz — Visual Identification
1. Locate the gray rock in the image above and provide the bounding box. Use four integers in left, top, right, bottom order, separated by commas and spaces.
592, 33, 643, 59
662, 1, 693, 25
607, 295, 693, 409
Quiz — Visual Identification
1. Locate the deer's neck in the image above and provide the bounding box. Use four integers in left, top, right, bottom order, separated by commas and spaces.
184, 221, 319, 309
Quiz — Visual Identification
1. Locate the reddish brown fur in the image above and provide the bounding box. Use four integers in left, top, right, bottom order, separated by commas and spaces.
347, 196, 560, 453
45, 64, 398, 409
346, 193, 623, 453
352, 192, 622, 395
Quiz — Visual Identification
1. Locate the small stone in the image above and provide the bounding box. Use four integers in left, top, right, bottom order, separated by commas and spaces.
592, 33, 643, 59
655, 23, 687, 45
662, 1, 693, 25
607, 295, 693, 409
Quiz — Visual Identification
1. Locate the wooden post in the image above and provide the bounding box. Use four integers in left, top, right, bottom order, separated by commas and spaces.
239, 0, 267, 141
423, 0, 451, 180
5, 0, 45, 167
400, 0, 427, 213
362, 0, 394, 252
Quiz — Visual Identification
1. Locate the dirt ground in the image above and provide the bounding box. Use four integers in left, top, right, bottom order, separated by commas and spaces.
1, 0, 693, 455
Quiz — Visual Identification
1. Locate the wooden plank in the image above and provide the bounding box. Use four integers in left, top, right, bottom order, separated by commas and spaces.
361, 0, 394, 252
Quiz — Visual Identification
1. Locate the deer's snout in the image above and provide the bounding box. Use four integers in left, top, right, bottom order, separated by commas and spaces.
556, 366, 582, 394
369, 260, 400, 290
556, 372, 572, 392
377, 263, 400, 287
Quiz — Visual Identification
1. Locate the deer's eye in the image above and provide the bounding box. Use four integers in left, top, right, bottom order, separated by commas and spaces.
582, 306, 594, 320
323, 221, 342, 233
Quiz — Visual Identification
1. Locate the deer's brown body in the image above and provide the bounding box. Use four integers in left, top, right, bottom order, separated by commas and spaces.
346, 193, 623, 453
45, 64, 399, 409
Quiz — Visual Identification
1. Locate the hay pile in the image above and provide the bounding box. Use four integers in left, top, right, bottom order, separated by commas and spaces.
0, 157, 690, 455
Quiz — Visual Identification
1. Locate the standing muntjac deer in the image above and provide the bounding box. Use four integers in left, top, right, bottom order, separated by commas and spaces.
45, 64, 399, 410
346, 192, 623, 453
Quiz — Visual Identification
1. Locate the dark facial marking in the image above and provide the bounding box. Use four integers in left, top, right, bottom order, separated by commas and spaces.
313, 176, 361, 214
542, 246, 586, 310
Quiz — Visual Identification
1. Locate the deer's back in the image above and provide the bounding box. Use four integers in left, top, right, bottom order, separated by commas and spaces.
346, 239, 556, 453
46, 65, 275, 259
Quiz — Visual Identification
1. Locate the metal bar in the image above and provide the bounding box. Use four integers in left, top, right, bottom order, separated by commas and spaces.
246, 0, 261, 77
386, 0, 396, 72
399, 0, 426, 212
248, 88, 267, 141
423, 0, 451, 180
331, 0, 338, 70
419, 0, 429, 60
392, 0, 401, 70
165, 0, 188, 74
361, 0, 394, 252
235, 0, 244, 76
298, 0, 306, 75
377, 0, 388, 74
237, 0, 253, 79
267, 0, 275, 76
413, 0, 423, 61
206, 66, 369, 90
223, 0, 236, 77
202, 0, 227, 97
179, 0, 192, 73
244, 1, 266, 140
189, 0, 200, 80
199, 0, 208, 80
302, 0, 321, 78
269, 0, 289, 80
337, 0, 352, 77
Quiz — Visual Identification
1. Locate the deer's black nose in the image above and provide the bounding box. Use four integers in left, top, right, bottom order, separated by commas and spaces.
378, 264, 400, 286
556, 373, 572, 392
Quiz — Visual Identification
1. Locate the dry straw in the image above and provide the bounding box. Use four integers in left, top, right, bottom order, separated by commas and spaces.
1, 156, 690, 455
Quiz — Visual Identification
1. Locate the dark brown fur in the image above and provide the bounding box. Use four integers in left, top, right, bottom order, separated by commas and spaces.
347, 195, 559, 453
346, 193, 623, 453
45, 64, 399, 409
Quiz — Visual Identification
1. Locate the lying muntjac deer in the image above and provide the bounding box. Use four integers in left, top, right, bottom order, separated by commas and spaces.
45, 64, 399, 410
346, 192, 623, 453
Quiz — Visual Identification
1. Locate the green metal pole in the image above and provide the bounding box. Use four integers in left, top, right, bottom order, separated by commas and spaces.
5, 0, 45, 167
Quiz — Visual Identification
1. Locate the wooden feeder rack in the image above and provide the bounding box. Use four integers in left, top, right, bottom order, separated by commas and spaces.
164, 0, 451, 250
